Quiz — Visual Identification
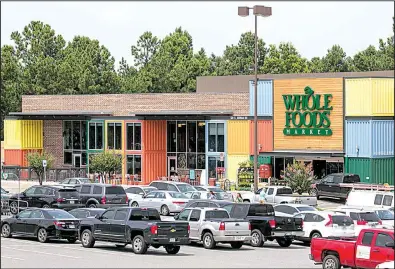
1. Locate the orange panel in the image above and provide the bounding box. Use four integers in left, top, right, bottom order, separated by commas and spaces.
142, 121, 166, 152
22, 149, 42, 167
4, 150, 23, 166
249, 120, 273, 154
142, 152, 166, 184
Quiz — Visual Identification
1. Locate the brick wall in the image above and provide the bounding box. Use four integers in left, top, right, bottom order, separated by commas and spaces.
43, 120, 64, 168
22, 93, 249, 116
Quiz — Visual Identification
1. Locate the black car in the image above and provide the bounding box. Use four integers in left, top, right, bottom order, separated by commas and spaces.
8, 185, 83, 215
69, 208, 106, 219
74, 184, 128, 208
1, 208, 80, 243
311, 173, 361, 200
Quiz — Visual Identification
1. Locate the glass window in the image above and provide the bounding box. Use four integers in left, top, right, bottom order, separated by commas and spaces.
155, 192, 166, 199
189, 209, 201, 221
81, 121, 87, 150
105, 186, 125, 195
126, 123, 142, 151
197, 122, 205, 153
114, 209, 128, 221
24, 187, 36, 196
45, 210, 75, 219
106, 122, 122, 150
18, 210, 32, 218
205, 210, 229, 219
187, 121, 196, 152
130, 209, 144, 221
208, 123, 216, 152
30, 210, 44, 219
93, 186, 103, 195
82, 152, 87, 166
178, 209, 191, 221
64, 152, 72, 165
177, 121, 187, 152
374, 194, 383, 205
383, 195, 393, 206
64, 121, 72, 150
197, 154, 205, 169
167, 184, 178, 192
208, 157, 217, 179
223, 204, 233, 213
267, 188, 274, 195
375, 233, 393, 247
73, 121, 81, 150
187, 153, 196, 169
145, 192, 156, 199
167, 121, 177, 152
81, 185, 91, 194
361, 232, 374, 246
115, 123, 122, 150
89, 122, 104, 150
208, 123, 225, 152
97, 123, 103, 149
101, 210, 116, 220
217, 123, 225, 152
126, 155, 142, 181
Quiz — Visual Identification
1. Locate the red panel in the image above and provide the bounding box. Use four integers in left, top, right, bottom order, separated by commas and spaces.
142, 152, 166, 184
4, 149, 23, 166
249, 120, 273, 154
142, 121, 166, 152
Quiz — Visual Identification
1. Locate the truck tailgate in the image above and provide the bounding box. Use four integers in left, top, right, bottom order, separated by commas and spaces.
156, 222, 189, 238
274, 216, 303, 232
207, 218, 251, 236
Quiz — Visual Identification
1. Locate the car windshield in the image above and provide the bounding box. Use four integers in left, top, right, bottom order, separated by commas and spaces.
142, 187, 156, 193
194, 186, 206, 191
208, 187, 225, 193
297, 206, 317, 212
46, 210, 75, 219
376, 210, 394, 220
168, 192, 188, 199
176, 184, 195, 193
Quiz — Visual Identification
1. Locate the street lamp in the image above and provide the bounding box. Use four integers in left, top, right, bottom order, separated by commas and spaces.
238, 5, 272, 191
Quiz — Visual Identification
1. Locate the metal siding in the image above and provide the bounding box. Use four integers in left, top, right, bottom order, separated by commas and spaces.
227, 120, 250, 155
345, 120, 372, 158
249, 120, 273, 155
372, 120, 394, 157
249, 80, 273, 116
226, 154, 249, 184
21, 120, 43, 149
372, 158, 394, 185
372, 78, 394, 116
4, 120, 22, 149
4, 149, 23, 166
344, 157, 372, 183
142, 152, 166, 184
142, 120, 166, 152
345, 78, 373, 116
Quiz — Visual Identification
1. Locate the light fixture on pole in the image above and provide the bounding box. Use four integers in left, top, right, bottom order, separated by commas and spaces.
238, 5, 272, 191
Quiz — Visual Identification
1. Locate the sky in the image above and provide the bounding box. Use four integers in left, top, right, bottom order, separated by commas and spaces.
1, 1, 394, 67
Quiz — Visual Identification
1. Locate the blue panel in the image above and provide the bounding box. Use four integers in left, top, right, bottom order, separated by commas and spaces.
345, 120, 372, 158
249, 80, 273, 116
372, 120, 394, 157
205, 120, 227, 185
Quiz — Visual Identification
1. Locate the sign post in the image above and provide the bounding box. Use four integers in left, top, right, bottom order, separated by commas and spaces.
42, 160, 47, 183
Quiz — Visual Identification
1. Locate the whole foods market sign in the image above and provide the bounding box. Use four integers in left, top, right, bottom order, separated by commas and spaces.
283, 86, 332, 136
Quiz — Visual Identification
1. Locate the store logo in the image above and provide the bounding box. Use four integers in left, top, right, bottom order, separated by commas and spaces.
283, 86, 333, 136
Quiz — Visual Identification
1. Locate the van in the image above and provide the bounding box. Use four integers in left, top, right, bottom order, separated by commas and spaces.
346, 190, 394, 209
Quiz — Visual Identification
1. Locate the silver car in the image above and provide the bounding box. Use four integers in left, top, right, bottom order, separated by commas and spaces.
129, 190, 190, 216
124, 185, 157, 206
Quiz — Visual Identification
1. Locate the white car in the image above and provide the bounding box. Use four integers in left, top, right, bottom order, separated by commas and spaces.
124, 185, 157, 205
334, 207, 383, 236
293, 211, 355, 243
346, 190, 394, 209
274, 204, 318, 217
344, 206, 395, 229
376, 261, 395, 269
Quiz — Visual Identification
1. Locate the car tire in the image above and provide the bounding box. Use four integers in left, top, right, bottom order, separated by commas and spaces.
202, 232, 216, 249
67, 238, 77, 243
1, 223, 12, 238
42, 204, 50, 209
131, 202, 139, 207
81, 229, 95, 248
230, 242, 243, 249
276, 238, 292, 247
165, 245, 180, 254
310, 232, 322, 239
132, 235, 148, 254
88, 203, 97, 208
322, 254, 341, 269
250, 229, 264, 247
37, 228, 48, 243
160, 205, 170, 216
9, 201, 19, 215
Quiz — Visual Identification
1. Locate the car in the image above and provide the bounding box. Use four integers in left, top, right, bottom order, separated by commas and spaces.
273, 203, 318, 217
78, 207, 190, 254
129, 190, 189, 216
1, 187, 11, 199
310, 228, 394, 269
68, 208, 106, 219
1, 208, 80, 243
184, 199, 233, 209
339, 206, 394, 229
149, 181, 196, 193
293, 211, 355, 244
74, 183, 128, 209
184, 191, 223, 200
8, 185, 83, 215
263, 186, 317, 206
174, 207, 251, 249
346, 190, 394, 209
124, 185, 157, 205
193, 186, 233, 201
310, 173, 361, 201
59, 178, 91, 186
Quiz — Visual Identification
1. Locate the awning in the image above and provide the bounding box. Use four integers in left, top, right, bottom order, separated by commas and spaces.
259, 150, 344, 158
7, 110, 113, 120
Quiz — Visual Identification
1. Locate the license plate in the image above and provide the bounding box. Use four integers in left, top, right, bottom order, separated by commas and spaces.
69, 201, 75, 204
169, 238, 176, 242
234, 236, 245, 240
68, 225, 75, 229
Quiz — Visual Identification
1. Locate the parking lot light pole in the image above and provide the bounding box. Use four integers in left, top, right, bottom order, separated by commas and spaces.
238, 5, 272, 191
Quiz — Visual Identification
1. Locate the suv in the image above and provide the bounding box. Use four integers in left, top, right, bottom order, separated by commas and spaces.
8, 185, 82, 214
75, 184, 128, 208
149, 181, 196, 193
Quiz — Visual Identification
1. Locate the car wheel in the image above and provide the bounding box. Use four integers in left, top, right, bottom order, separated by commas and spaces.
88, 203, 97, 208
322, 254, 341, 269
202, 232, 216, 249
250, 229, 264, 247
81, 229, 95, 248
1, 223, 12, 238
131, 202, 139, 208
9, 201, 18, 215
115, 243, 127, 248
37, 228, 48, 243
67, 238, 77, 243
132, 235, 148, 254
310, 232, 322, 239
42, 204, 50, 209
165, 245, 180, 254
160, 205, 169, 216
230, 242, 243, 249
276, 238, 292, 247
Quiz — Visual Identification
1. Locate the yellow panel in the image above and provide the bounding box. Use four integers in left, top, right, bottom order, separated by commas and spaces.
21, 120, 43, 149
227, 120, 250, 155
4, 120, 22, 149
104, 120, 124, 153
372, 78, 394, 116
226, 154, 249, 183
345, 78, 373, 116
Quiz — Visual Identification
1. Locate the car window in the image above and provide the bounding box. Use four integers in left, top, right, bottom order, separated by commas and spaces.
375, 233, 393, 247
277, 188, 293, 195
332, 215, 354, 226
196, 202, 209, 207
142, 187, 156, 194
101, 210, 116, 220
130, 209, 144, 221
304, 213, 315, 222
209, 202, 220, 208
156, 183, 167, 190
267, 188, 274, 195
312, 214, 325, 222
30, 210, 44, 219
383, 195, 394, 206
155, 192, 166, 199
232, 204, 249, 218
176, 184, 195, 193
168, 192, 188, 199
324, 176, 334, 183
44, 188, 55, 195
205, 210, 229, 219
17, 210, 32, 218
178, 209, 191, 221
114, 209, 128, 221
349, 212, 359, 220
93, 186, 103, 195
274, 205, 288, 214
361, 232, 374, 246
277, 205, 297, 215
80, 185, 91, 194
359, 212, 380, 222
374, 194, 384, 205
189, 209, 201, 222
344, 175, 360, 183
33, 187, 45, 195
61, 179, 70, 184
126, 187, 140, 194
296, 206, 317, 212
69, 179, 77, 184
333, 175, 342, 184
187, 202, 197, 208
376, 210, 394, 220
71, 210, 88, 218
45, 210, 75, 219
105, 186, 125, 195
149, 182, 158, 188
249, 204, 275, 216
167, 184, 178, 192
145, 192, 156, 198
192, 192, 201, 199
294, 213, 306, 220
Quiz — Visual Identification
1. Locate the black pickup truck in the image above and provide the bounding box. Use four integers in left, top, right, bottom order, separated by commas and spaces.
222, 203, 303, 247
310, 173, 361, 201
78, 207, 190, 254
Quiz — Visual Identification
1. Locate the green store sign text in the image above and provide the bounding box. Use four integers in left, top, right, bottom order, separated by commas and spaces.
282, 86, 333, 136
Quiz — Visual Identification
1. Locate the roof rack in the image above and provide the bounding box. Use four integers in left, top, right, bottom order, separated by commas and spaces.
340, 183, 394, 191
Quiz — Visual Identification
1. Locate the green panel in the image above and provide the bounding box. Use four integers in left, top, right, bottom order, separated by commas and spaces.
344, 157, 372, 183
372, 158, 394, 185
250, 155, 272, 165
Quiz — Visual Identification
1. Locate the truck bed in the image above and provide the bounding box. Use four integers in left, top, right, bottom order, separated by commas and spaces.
310, 237, 357, 265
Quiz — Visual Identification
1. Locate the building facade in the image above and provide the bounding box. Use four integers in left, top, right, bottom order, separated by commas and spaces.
3, 71, 394, 185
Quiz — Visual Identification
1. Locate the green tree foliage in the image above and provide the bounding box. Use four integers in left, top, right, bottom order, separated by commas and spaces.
131, 31, 160, 69
321, 45, 354, 72
89, 151, 123, 182
281, 161, 316, 195
26, 151, 55, 185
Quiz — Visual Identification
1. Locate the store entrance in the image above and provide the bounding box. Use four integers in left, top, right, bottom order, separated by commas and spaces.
313, 160, 326, 179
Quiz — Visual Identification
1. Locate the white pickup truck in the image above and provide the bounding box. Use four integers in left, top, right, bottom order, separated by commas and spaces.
174, 207, 252, 249
263, 186, 317, 206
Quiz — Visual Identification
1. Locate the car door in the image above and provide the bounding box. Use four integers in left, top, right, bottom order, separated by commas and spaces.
94, 209, 116, 239
188, 209, 201, 239
32, 186, 49, 207
25, 210, 45, 235
370, 232, 395, 268
332, 175, 343, 198
21, 187, 37, 207
355, 231, 375, 269
139, 192, 156, 207
265, 188, 275, 203
12, 210, 32, 234
110, 209, 128, 241
79, 185, 92, 205
152, 192, 166, 210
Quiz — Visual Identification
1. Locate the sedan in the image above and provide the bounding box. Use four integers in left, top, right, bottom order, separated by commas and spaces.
1, 208, 80, 243
124, 185, 157, 206
129, 190, 189, 216
274, 204, 318, 217
59, 178, 90, 186
69, 208, 105, 219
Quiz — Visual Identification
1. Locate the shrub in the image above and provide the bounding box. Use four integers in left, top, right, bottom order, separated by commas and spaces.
281, 161, 316, 195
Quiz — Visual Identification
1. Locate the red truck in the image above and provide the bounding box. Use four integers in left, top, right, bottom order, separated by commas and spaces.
310, 228, 394, 269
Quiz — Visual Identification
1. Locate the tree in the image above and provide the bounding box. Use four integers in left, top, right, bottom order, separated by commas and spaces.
353, 45, 385, 71
26, 151, 55, 185
308, 57, 324, 73
281, 161, 316, 195
117, 57, 137, 93
321, 45, 354, 72
131, 31, 160, 69
89, 151, 123, 183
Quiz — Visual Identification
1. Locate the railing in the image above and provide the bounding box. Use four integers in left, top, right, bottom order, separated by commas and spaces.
1, 199, 29, 216
1, 166, 87, 182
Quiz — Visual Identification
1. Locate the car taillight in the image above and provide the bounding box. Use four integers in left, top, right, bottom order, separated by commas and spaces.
56, 198, 65, 203
187, 225, 190, 234
219, 222, 225, 231
248, 223, 251, 230
173, 202, 185, 205
300, 219, 303, 228
357, 220, 368, 225
150, 225, 158, 235
269, 219, 276, 228
54, 221, 65, 227
125, 196, 128, 204
325, 215, 333, 227
101, 196, 106, 204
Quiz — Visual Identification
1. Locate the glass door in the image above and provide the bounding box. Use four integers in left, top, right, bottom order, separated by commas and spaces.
73, 154, 82, 168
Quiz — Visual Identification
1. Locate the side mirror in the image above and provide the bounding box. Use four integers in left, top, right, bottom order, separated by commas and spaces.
385, 241, 394, 248
174, 214, 179, 220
